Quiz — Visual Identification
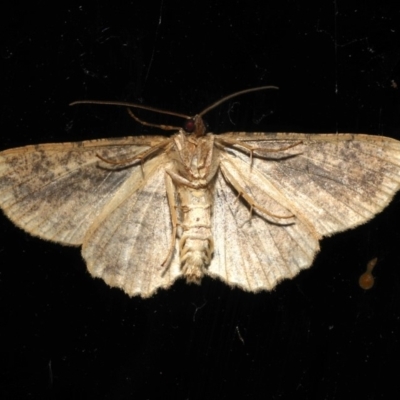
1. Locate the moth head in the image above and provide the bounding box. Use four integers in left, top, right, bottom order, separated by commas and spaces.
183, 115, 207, 138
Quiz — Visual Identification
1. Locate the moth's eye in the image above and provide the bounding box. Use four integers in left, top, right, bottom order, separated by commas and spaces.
184, 119, 195, 133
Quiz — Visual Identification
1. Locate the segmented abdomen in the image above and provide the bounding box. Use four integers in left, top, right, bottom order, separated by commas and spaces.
177, 186, 214, 283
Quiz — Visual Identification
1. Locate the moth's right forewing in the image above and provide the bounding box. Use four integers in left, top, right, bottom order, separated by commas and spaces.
0, 136, 167, 245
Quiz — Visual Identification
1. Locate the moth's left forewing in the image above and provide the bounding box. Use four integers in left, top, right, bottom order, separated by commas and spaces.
216, 132, 400, 237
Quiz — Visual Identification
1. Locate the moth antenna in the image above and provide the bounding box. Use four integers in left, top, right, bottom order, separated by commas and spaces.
198, 85, 279, 117
70, 86, 278, 134
70, 99, 191, 119
71, 98, 193, 132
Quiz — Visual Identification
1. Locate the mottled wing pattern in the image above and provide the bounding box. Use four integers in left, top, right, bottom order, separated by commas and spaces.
0, 136, 167, 245
82, 155, 181, 297
208, 132, 400, 291
218, 133, 400, 236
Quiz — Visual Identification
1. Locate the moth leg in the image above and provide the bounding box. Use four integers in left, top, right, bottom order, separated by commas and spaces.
97, 140, 172, 175
134, 142, 173, 176
161, 172, 179, 271
220, 163, 295, 220
165, 169, 211, 190
216, 138, 302, 166
127, 108, 181, 131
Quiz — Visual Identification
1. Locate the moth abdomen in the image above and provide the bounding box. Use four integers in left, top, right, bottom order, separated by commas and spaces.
180, 236, 214, 283
177, 186, 214, 283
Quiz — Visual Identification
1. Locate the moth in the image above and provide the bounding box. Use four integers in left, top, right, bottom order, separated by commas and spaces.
1, 86, 400, 298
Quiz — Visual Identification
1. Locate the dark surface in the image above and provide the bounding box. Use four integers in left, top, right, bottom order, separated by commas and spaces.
1, 1, 400, 399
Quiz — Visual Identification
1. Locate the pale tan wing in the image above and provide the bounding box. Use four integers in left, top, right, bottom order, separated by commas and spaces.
82, 155, 181, 298
216, 133, 400, 237
0, 136, 168, 245
208, 167, 320, 292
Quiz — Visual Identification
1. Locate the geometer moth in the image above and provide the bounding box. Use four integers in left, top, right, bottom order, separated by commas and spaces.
1, 87, 399, 297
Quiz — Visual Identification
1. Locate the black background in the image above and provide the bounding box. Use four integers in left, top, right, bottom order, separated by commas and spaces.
1, 1, 400, 399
